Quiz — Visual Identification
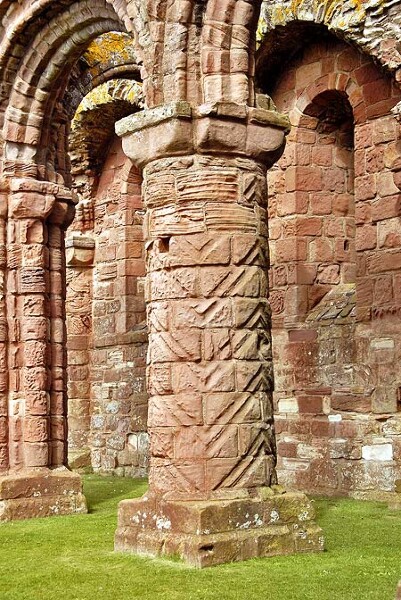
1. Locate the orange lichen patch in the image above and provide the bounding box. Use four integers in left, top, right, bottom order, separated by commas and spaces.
84, 32, 137, 68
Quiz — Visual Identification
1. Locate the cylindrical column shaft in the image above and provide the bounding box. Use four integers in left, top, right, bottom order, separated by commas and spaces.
144, 155, 276, 498
115, 103, 323, 566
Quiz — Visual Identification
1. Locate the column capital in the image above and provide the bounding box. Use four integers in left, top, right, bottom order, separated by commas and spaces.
4, 178, 77, 224
65, 234, 95, 267
116, 102, 291, 170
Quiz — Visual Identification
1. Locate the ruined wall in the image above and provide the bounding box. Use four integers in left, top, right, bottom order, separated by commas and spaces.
267, 36, 401, 498
90, 137, 147, 475
67, 137, 148, 475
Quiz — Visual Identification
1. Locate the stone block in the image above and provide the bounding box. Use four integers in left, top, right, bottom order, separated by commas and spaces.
115, 489, 323, 567
0, 468, 87, 521
361, 444, 393, 461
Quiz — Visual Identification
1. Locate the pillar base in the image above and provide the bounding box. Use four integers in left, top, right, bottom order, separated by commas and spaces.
0, 467, 87, 521
115, 488, 324, 568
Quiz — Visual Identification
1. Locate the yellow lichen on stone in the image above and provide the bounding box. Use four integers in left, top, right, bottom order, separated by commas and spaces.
257, 0, 369, 45
84, 32, 136, 67
72, 79, 143, 130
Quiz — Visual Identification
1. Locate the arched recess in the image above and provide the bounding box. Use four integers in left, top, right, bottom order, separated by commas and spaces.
66, 79, 147, 474
269, 71, 363, 325
2, 0, 128, 181
259, 30, 401, 499
0, 0, 144, 519
257, 2, 401, 80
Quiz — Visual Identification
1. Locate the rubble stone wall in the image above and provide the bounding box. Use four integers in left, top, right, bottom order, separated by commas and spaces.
267, 35, 401, 498
67, 137, 148, 475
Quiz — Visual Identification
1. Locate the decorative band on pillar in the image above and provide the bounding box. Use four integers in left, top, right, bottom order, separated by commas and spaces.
115, 103, 324, 566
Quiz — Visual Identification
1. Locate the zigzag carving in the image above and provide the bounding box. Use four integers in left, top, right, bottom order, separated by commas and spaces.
168, 234, 231, 266
234, 299, 271, 329
232, 235, 269, 266
173, 361, 235, 393
174, 298, 233, 329
151, 460, 205, 494
148, 394, 203, 427
210, 453, 267, 490
150, 331, 201, 362
204, 329, 231, 360
232, 330, 272, 361
201, 266, 261, 298
204, 392, 262, 425
147, 302, 169, 332
174, 424, 238, 459
236, 361, 274, 392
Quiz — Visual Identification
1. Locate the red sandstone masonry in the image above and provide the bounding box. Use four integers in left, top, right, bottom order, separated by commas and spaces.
269, 35, 401, 499
113, 99, 324, 565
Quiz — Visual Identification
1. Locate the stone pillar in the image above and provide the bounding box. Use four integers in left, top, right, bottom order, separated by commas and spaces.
114, 103, 324, 567
65, 234, 95, 469
0, 177, 87, 521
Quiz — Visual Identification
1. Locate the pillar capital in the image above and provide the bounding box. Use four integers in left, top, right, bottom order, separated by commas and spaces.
4, 179, 77, 224
116, 102, 290, 170
65, 234, 95, 267
7, 178, 58, 220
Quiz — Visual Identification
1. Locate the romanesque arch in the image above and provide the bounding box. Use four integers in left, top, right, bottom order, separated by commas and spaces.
1, 0, 400, 570
257, 23, 401, 497
66, 75, 145, 473
0, 0, 141, 519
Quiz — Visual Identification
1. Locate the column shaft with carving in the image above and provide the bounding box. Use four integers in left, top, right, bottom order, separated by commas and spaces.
145, 155, 275, 497
0, 178, 86, 521
115, 103, 324, 567
0, 182, 8, 473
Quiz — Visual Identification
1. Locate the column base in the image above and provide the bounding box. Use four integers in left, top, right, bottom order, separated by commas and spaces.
0, 467, 87, 521
115, 488, 324, 568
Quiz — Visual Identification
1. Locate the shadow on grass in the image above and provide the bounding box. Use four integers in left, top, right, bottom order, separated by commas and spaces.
83, 474, 148, 513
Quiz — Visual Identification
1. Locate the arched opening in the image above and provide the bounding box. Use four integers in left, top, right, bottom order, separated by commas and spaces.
269, 88, 355, 324
0, 0, 145, 518
63, 36, 147, 474
259, 31, 401, 497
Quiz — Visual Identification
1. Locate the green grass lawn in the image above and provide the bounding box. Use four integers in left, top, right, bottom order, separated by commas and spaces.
0, 475, 399, 600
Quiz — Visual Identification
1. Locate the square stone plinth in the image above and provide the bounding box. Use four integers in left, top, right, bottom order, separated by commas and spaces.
115, 488, 324, 567
0, 468, 87, 521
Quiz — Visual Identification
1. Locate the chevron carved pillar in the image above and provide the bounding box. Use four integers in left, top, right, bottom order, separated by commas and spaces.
115, 103, 324, 566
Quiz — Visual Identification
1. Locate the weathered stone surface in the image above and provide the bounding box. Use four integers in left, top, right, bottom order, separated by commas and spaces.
0, 468, 87, 521
66, 138, 148, 477
1, 0, 400, 554
115, 489, 323, 568
113, 93, 324, 565
268, 34, 401, 500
